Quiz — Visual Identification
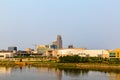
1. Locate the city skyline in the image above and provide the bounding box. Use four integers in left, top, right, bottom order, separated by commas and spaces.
0, 0, 120, 50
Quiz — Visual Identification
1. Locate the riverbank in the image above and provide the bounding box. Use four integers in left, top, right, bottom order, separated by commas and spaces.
1, 61, 120, 72
31, 62, 120, 72
36, 63, 120, 72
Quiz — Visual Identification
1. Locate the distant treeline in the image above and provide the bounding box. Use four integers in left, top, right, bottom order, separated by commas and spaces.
59, 55, 120, 64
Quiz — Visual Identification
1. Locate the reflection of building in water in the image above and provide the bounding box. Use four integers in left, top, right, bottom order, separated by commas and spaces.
109, 73, 120, 80
37, 67, 62, 80
0, 67, 11, 74
63, 69, 89, 77
55, 69, 62, 80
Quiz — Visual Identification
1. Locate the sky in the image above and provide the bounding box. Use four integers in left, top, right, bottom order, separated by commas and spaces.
0, 0, 120, 50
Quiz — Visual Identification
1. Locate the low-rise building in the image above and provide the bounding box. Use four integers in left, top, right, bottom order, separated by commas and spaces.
36, 45, 49, 55
57, 48, 84, 56
77, 50, 109, 58
46, 49, 57, 57
25, 48, 33, 54
115, 49, 120, 58
46, 48, 109, 58
0, 51, 14, 58
109, 49, 120, 58
46, 48, 86, 57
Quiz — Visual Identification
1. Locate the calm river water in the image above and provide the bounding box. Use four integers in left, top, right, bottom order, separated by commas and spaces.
0, 66, 119, 80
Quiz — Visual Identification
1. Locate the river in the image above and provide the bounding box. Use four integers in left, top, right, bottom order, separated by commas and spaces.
0, 66, 119, 80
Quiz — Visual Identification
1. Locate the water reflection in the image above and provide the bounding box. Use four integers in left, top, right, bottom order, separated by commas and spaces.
109, 73, 120, 80
0, 66, 120, 80
0, 67, 11, 74
60, 68, 89, 77
36, 67, 62, 80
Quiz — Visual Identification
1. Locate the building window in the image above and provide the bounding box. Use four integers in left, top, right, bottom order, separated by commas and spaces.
109, 53, 115, 57
117, 53, 119, 57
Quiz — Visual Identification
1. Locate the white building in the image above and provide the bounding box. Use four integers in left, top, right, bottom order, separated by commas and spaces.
57, 49, 109, 58
77, 50, 109, 58
0, 51, 14, 58
57, 48, 86, 56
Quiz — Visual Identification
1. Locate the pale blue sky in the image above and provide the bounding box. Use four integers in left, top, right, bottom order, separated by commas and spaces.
0, 0, 120, 50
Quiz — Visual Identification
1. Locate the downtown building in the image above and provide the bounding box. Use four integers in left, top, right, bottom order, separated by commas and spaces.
48, 35, 63, 49
46, 48, 109, 58
56, 35, 62, 49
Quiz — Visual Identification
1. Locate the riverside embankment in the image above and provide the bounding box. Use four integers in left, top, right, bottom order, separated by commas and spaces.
1, 61, 120, 72
1, 58, 120, 72
29, 62, 120, 73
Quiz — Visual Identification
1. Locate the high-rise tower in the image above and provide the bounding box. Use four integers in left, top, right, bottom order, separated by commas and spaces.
57, 35, 62, 49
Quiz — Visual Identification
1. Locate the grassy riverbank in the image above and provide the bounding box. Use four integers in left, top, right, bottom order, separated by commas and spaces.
31, 62, 120, 71
0, 61, 16, 66
31, 62, 120, 72
1, 61, 120, 72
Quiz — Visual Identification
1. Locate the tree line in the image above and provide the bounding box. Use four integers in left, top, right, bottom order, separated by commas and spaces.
59, 55, 120, 64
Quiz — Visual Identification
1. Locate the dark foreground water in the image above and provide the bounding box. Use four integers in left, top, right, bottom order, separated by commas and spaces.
0, 66, 119, 80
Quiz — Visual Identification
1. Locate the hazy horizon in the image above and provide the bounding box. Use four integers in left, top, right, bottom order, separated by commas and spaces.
0, 0, 120, 50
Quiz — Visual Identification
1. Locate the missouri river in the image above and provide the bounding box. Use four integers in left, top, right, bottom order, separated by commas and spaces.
0, 66, 119, 80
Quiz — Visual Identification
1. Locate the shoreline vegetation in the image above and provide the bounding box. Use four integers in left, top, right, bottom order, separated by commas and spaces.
1, 61, 120, 72
1, 55, 120, 72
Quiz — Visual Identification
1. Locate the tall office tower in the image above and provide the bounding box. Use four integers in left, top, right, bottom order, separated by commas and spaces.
57, 35, 62, 49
